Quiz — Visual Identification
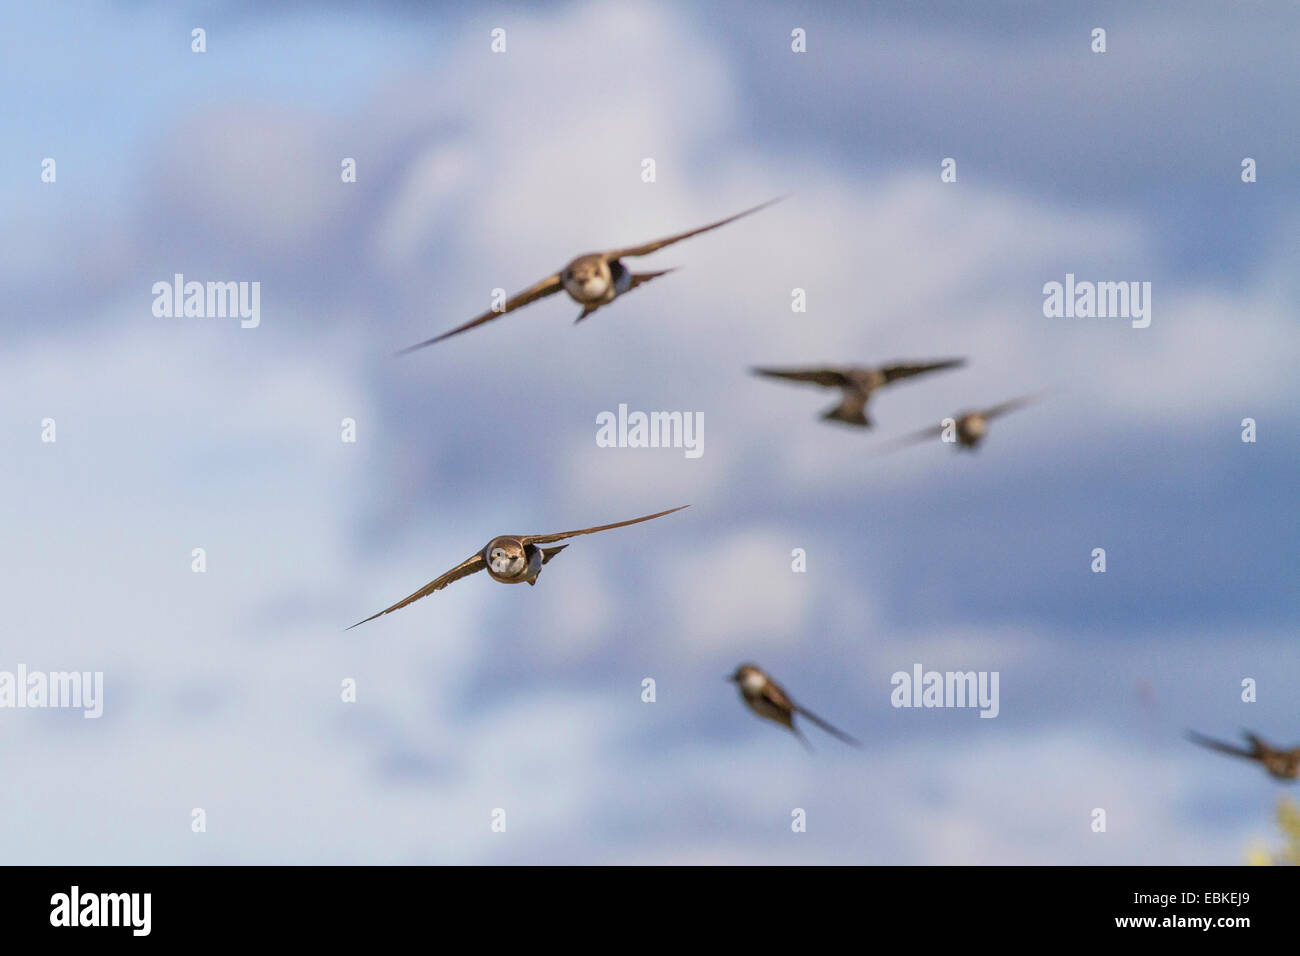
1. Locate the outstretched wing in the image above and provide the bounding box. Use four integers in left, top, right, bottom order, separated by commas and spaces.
982, 392, 1046, 421
795, 704, 862, 748
540, 545, 568, 565
871, 422, 947, 456
880, 358, 966, 383
347, 553, 486, 629
603, 197, 785, 260
1186, 730, 1258, 761
789, 722, 814, 752
752, 366, 852, 389
522, 505, 689, 546
398, 273, 564, 353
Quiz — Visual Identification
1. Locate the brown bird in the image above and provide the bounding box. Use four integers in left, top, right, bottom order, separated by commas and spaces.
729, 663, 861, 749
873, 393, 1045, 454
1186, 730, 1300, 782
399, 198, 784, 352
348, 505, 688, 629
751, 359, 966, 427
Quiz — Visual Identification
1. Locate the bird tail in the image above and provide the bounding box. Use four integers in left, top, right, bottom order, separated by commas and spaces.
820, 401, 871, 427
797, 706, 862, 748
869, 424, 946, 457
574, 269, 678, 324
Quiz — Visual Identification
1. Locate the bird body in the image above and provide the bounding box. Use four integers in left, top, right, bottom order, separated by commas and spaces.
483, 538, 567, 584
348, 506, 687, 629
562, 254, 619, 304
1187, 730, 1300, 781
729, 664, 861, 749
737, 666, 792, 726
955, 412, 989, 448
873, 392, 1045, 455
751, 359, 966, 428
401, 198, 783, 351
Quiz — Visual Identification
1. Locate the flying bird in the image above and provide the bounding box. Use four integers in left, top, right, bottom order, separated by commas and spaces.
873, 393, 1045, 454
348, 505, 688, 629
751, 359, 966, 427
1186, 730, 1300, 782
729, 663, 861, 749
398, 197, 784, 352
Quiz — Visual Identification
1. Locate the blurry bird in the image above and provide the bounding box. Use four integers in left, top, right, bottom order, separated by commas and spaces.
1186, 730, 1300, 782
751, 359, 966, 427
399, 198, 784, 351
348, 505, 688, 629
729, 663, 861, 749
873, 393, 1046, 454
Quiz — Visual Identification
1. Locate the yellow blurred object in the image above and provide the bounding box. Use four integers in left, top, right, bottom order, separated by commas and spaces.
1246, 798, 1300, 866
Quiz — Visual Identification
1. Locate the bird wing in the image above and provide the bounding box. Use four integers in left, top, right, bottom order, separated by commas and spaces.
751, 366, 852, 388
789, 722, 814, 752
522, 505, 689, 546
602, 197, 784, 260
795, 704, 862, 747
982, 392, 1046, 421
880, 358, 966, 384
540, 545, 568, 565
871, 421, 948, 456
347, 553, 486, 629
1186, 730, 1258, 760
398, 273, 564, 353
759, 678, 798, 718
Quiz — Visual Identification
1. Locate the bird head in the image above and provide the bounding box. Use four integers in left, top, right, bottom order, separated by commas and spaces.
563, 255, 611, 300
958, 413, 988, 446
485, 537, 528, 579
730, 663, 761, 683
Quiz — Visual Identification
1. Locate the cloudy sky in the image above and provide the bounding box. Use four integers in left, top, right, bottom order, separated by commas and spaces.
3, 1, 1298, 864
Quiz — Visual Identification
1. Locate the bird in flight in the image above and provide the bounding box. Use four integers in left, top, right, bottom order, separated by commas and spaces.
399, 198, 784, 352
873, 392, 1045, 454
729, 663, 861, 749
751, 359, 966, 427
348, 505, 688, 629
1186, 730, 1299, 781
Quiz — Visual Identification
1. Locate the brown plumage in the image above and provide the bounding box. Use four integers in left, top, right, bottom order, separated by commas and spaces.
729, 663, 861, 749
400, 198, 784, 351
1187, 730, 1300, 781
752, 360, 966, 427
872, 392, 1046, 454
347, 505, 688, 629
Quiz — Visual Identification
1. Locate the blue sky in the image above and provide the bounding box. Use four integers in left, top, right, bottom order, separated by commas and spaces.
2, 1, 1297, 863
